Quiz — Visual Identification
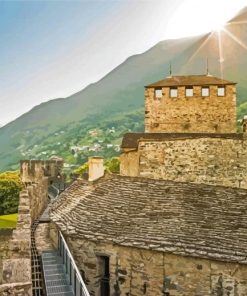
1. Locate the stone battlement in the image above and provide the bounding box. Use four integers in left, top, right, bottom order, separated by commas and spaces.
0, 158, 63, 295
20, 158, 63, 183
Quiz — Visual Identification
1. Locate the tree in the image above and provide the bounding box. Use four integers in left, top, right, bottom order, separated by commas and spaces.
73, 157, 120, 177
105, 157, 120, 173
0, 171, 22, 215
73, 163, 89, 175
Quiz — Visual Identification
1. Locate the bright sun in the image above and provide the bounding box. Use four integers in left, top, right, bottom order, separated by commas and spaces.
165, 0, 247, 39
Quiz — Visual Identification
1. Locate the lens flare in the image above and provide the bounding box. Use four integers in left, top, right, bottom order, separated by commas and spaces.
182, 14, 247, 78
222, 28, 247, 50
217, 31, 224, 79
180, 33, 213, 72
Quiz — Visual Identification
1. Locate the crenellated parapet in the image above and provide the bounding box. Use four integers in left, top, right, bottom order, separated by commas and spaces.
2, 189, 32, 294
20, 157, 63, 184
0, 157, 64, 296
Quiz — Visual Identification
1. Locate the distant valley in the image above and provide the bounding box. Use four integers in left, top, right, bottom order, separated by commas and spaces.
0, 7, 247, 172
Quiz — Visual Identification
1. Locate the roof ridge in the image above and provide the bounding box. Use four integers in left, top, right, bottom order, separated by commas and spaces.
145, 74, 236, 87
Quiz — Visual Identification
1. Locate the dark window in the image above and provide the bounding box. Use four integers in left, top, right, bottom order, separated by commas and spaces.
99, 256, 110, 296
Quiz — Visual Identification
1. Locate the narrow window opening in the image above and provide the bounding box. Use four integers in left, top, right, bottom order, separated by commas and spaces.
170, 87, 178, 98
155, 89, 162, 99
98, 256, 110, 296
186, 87, 193, 97
202, 87, 209, 96
217, 86, 225, 96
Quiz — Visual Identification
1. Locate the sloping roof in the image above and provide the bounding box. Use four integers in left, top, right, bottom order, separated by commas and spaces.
51, 175, 247, 264
145, 75, 236, 88
121, 133, 243, 149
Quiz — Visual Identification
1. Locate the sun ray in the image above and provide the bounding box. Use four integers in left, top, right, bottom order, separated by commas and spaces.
217, 31, 224, 79
227, 20, 247, 26
222, 28, 247, 50
183, 32, 214, 70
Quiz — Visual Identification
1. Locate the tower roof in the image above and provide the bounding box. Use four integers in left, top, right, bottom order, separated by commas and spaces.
145, 75, 236, 88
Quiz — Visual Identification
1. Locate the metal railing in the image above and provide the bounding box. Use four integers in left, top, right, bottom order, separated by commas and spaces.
58, 231, 90, 296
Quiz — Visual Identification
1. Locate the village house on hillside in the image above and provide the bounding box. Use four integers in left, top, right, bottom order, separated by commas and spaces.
1, 73, 247, 296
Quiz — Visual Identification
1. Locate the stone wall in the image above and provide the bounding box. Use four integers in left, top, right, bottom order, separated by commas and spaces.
21, 159, 63, 184
0, 159, 63, 295
0, 188, 36, 295
119, 149, 140, 177
66, 237, 247, 296
0, 230, 12, 285
35, 222, 58, 254
49, 222, 59, 250
0, 282, 32, 296
144, 85, 236, 133
121, 136, 247, 189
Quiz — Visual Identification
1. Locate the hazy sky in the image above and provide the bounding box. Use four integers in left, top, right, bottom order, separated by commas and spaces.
0, 0, 246, 126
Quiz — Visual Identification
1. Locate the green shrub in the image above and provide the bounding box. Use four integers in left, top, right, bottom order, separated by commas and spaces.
0, 171, 22, 215
105, 157, 120, 173
73, 163, 89, 175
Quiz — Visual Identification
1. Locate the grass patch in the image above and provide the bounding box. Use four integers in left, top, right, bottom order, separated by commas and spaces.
0, 213, 17, 228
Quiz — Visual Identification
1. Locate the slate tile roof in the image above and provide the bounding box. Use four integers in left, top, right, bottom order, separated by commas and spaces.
51, 175, 247, 264
145, 75, 236, 88
121, 133, 243, 149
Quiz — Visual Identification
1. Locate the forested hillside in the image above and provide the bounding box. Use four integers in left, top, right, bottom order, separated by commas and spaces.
0, 7, 246, 171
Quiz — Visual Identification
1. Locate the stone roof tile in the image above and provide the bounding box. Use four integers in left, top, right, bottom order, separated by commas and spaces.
50, 175, 247, 264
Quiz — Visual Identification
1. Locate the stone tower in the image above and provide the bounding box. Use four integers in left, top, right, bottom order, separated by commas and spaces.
144, 75, 237, 133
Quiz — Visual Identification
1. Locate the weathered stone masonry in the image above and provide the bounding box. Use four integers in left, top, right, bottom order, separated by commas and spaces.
50, 74, 247, 296
51, 175, 247, 296
145, 76, 236, 133
0, 159, 63, 296
121, 133, 247, 189
66, 238, 247, 296
0, 230, 12, 285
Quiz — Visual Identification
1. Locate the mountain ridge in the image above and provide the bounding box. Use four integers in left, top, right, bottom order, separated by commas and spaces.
0, 7, 247, 171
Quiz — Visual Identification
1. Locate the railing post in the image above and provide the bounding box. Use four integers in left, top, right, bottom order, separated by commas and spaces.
74, 273, 77, 295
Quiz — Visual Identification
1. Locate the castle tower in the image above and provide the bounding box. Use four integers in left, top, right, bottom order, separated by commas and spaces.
144, 75, 237, 133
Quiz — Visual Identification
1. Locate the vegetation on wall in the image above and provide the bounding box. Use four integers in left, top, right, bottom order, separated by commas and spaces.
0, 171, 22, 215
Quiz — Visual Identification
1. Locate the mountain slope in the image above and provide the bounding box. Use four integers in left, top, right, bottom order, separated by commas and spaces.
0, 7, 247, 171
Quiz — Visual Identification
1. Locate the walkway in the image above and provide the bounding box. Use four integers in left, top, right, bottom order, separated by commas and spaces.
42, 231, 90, 296
42, 251, 74, 296
39, 185, 60, 223
41, 184, 90, 296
